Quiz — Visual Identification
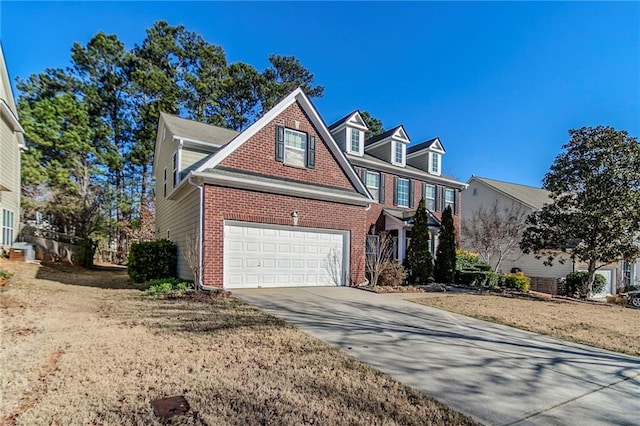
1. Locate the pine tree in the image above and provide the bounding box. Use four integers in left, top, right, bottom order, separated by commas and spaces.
435, 205, 457, 283
404, 199, 434, 284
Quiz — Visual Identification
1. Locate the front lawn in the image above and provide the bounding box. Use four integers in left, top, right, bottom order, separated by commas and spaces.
0, 259, 475, 425
415, 293, 640, 356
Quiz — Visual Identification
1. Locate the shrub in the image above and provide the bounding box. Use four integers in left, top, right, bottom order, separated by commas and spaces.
457, 269, 499, 287
404, 199, 434, 284
145, 277, 193, 297
128, 239, 177, 283
564, 271, 606, 298
0, 269, 13, 280
76, 238, 97, 268
503, 272, 531, 291
379, 262, 407, 286
434, 205, 457, 283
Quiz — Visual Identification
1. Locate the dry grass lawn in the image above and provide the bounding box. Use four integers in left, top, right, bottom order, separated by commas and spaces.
0, 259, 475, 426
415, 293, 640, 356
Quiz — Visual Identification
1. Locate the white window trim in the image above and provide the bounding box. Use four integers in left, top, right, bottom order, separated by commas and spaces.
429, 152, 441, 176
364, 171, 380, 199
284, 128, 307, 167
392, 141, 406, 167
423, 184, 436, 211
444, 188, 456, 211
396, 178, 410, 208
2, 209, 14, 246
348, 128, 364, 156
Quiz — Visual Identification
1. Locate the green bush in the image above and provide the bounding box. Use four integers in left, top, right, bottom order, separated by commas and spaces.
0, 269, 13, 280
128, 239, 177, 283
76, 238, 97, 268
457, 269, 498, 287
503, 272, 531, 291
564, 271, 606, 298
145, 277, 193, 297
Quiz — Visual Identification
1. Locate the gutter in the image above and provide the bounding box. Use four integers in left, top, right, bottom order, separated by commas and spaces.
187, 175, 218, 292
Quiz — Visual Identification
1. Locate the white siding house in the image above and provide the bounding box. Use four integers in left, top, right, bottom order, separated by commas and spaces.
0, 44, 25, 252
461, 176, 574, 279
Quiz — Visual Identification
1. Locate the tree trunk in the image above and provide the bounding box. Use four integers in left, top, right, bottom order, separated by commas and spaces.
587, 259, 598, 297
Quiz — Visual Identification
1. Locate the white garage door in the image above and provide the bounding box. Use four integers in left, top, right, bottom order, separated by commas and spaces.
223, 221, 349, 289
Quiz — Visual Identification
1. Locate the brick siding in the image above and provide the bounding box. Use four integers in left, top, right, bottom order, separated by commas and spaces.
202, 185, 367, 288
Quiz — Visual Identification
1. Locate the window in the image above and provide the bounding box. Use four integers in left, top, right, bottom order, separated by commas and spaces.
276, 126, 315, 168
444, 188, 456, 212
172, 152, 179, 188
430, 153, 440, 174
284, 128, 307, 167
366, 234, 380, 258
163, 168, 167, 198
423, 184, 436, 211
2, 209, 14, 246
364, 171, 380, 201
395, 178, 410, 207
350, 128, 361, 153
394, 142, 405, 165
622, 261, 635, 287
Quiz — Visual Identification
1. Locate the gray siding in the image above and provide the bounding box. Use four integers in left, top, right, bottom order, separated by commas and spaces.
155, 127, 201, 280
366, 142, 391, 162
331, 128, 346, 152
461, 178, 572, 278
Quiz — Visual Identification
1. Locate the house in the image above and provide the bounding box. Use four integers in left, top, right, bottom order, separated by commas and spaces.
462, 176, 626, 297
327, 111, 466, 262
0, 43, 25, 252
153, 89, 466, 290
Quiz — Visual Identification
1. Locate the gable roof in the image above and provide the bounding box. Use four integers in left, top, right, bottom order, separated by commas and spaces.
0, 43, 25, 148
470, 176, 551, 209
194, 88, 372, 200
328, 110, 368, 131
365, 125, 410, 147
160, 112, 239, 147
407, 137, 445, 155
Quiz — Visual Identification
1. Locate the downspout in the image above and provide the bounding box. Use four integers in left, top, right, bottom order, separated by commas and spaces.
187, 175, 217, 292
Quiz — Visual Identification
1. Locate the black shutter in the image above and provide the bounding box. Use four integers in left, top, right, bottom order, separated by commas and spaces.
434, 185, 440, 211
409, 180, 415, 208
453, 189, 458, 215
379, 173, 385, 203
307, 135, 315, 168
275, 125, 285, 162
393, 177, 398, 206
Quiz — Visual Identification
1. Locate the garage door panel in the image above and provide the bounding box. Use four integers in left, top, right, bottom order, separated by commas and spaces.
223, 222, 348, 289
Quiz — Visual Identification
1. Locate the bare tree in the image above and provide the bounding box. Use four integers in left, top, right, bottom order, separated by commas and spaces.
365, 232, 394, 287
184, 227, 201, 293
462, 200, 529, 272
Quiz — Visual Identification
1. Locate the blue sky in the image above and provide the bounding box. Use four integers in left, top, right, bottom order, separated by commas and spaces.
2, 1, 639, 187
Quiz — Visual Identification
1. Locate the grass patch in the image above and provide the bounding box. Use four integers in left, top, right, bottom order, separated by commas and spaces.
0, 259, 475, 425
415, 293, 640, 356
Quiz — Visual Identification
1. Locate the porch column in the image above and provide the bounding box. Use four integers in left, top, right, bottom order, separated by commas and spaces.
398, 228, 406, 262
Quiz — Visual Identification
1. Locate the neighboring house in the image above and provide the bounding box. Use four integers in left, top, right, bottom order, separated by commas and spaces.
153, 89, 466, 289
328, 111, 465, 262
0, 43, 25, 253
462, 176, 626, 297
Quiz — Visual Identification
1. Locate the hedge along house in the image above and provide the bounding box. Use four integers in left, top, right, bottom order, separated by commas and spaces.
153, 89, 373, 289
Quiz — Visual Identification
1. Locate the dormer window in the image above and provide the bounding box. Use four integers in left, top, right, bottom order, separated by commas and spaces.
428, 151, 441, 175
431, 153, 440, 174
392, 141, 406, 166
348, 128, 364, 156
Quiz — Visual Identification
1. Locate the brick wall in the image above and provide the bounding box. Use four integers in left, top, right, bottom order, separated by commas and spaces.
202, 185, 368, 288
363, 172, 462, 243
219, 102, 354, 190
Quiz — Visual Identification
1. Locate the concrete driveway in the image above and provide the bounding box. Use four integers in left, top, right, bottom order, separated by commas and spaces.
234, 287, 640, 426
